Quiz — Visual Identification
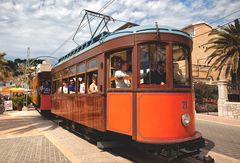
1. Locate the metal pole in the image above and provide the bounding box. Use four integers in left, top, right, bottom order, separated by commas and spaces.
25, 47, 30, 107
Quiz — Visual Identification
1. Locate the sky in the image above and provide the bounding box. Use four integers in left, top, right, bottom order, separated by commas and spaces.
0, 0, 240, 62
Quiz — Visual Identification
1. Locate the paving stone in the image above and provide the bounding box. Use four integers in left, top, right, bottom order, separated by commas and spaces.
0, 135, 70, 163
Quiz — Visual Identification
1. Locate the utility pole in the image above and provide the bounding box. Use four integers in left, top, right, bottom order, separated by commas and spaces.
25, 47, 30, 107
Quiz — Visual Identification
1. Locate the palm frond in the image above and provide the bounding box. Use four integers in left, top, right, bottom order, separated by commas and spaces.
205, 19, 240, 80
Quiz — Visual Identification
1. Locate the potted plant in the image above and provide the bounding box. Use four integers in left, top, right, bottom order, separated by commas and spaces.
0, 96, 4, 114
11, 96, 25, 111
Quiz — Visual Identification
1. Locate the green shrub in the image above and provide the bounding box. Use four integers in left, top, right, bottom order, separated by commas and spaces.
11, 96, 25, 110
0, 97, 3, 105
11, 95, 32, 111
194, 82, 218, 113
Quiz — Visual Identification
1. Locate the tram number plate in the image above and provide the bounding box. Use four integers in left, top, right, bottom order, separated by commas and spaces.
182, 101, 187, 110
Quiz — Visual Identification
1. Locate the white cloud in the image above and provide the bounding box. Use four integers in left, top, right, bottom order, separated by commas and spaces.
0, 0, 240, 61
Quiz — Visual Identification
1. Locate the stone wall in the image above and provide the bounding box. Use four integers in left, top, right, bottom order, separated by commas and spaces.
218, 80, 240, 119
222, 102, 240, 119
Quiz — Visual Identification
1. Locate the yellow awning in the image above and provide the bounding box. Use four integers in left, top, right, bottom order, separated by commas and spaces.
8, 87, 26, 93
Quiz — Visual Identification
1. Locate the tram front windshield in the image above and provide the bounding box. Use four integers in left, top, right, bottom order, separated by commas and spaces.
139, 43, 190, 88
139, 43, 166, 85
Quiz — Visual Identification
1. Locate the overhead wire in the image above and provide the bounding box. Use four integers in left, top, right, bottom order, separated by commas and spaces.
192, 8, 240, 38
72, 0, 116, 45
49, 0, 116, 57
194, 18, 240, 39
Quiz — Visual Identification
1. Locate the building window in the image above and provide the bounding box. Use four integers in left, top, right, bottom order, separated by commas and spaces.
109, 49, 132, 88
172, 45, 190, 87
139, 43, 166, 85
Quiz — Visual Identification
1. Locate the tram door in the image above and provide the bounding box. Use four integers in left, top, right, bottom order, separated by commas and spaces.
106, 49, 133, 136
38, 72, 52, 110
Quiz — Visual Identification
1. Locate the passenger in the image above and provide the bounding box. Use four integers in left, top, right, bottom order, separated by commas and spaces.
63, 82, 68, 94
57, 84, 62, 94
88, 77, 98, 94
173, 63, 183, 82
157, 61, 166, 85
40, 81, 51, 95
114, 61, 131, 88
58, 82, 68, 94
78, 77, 85, 94
68, 79, 75, 94
73, 77, 76, 82
144, 63, 161, 84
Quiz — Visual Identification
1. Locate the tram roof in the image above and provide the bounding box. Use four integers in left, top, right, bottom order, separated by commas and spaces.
55, 25, 191, 67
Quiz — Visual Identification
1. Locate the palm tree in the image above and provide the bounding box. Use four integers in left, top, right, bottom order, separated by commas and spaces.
205, 19, 240, 81
0, 53, 14, 82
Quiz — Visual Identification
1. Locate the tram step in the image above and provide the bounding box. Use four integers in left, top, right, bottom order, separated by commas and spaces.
53, 119, 63, 126
97, 141, 124, 149
203, 156, 214, 163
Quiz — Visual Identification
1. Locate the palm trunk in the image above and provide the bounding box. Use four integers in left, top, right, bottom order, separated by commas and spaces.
238, 60, 240, 85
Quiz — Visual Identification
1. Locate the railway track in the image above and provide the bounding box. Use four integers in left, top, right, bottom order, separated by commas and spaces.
48, 116, 212, 163
31, 107, 214, 163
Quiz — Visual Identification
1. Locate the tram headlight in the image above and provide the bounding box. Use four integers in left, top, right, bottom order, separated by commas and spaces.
181, 113, 191, 126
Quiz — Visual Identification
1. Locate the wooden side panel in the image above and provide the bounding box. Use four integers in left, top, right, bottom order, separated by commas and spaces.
51, 95, 61, 116
76, 95, 105, 131
51, 94, 106, 131
107, 93, 132, 136
136, 92, 195, 143
52, 95, 65, 118
72, 96, 82, 124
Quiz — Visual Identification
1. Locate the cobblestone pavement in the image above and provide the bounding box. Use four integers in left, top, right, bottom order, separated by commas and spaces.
0, 111, 131, 163
0, 135, 70, 163
196, 118, 240, 161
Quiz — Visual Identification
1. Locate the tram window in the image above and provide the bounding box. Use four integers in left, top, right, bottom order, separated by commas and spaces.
172, 45, 190, 87
62, 69, 69, 77
109, 49, 132, 88
87, 59, 98, 94
56, 80, 62, 94
88, 59, 97, 70
77, 62, 86, 94
77, 62, 86, 73
68, 77, 76, 94
77, 74, 86, 94
62, 79, 68, 94
52, 73, 57, 80
40, 81, 51, 95
139, 44, 166, 85
56, 72, 61, 79
69, 65, 76, 76
87, 71, 98, 94
52, 81, 56, 94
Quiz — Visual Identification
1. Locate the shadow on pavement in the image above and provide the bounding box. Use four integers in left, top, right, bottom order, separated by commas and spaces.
0, 112, 58, 136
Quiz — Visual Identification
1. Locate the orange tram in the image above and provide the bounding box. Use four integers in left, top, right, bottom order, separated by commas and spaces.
35, 24, 205, 159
